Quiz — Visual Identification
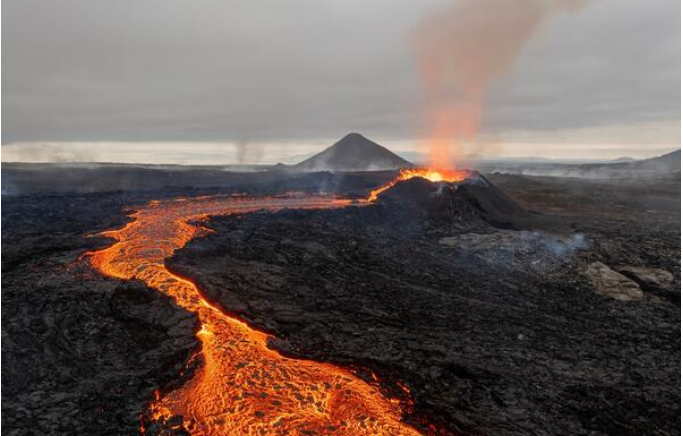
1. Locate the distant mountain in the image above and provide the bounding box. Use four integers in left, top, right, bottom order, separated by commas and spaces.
609, 156, 637, 163
482, 149, 681, 180
629, 149, 680, 172
292, 133, 412, 172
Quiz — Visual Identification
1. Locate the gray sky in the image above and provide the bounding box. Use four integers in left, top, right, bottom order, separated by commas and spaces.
2, 0, 680, 162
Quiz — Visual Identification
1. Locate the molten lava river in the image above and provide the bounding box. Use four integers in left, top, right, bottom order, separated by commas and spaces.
88, 194, 423, 436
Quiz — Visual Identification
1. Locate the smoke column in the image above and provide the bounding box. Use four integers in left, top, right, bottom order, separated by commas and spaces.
412, 0, 587, 167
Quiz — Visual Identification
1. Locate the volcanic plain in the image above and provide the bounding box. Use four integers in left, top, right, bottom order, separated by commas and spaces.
2, 165, 680, 436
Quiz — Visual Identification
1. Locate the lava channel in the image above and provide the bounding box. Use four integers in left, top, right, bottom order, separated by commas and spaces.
88, 194, 422, 436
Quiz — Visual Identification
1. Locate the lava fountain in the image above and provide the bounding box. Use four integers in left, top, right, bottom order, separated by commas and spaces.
88, 194, 422, 436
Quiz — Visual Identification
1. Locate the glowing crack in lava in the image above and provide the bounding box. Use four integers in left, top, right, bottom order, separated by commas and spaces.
367, 168, 474, 201
88, 194, 423, 435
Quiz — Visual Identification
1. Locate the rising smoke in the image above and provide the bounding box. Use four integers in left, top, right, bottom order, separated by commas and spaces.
233, 140, 265, 165
412, 0, 588, 167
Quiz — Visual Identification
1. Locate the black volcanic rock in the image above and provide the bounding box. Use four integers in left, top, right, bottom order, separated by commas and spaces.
292, 133, 413, 172
1, 193, 199, 436
2, 174, 679, 436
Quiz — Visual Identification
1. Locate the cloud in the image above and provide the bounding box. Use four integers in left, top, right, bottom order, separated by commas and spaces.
2, 0, 679, 159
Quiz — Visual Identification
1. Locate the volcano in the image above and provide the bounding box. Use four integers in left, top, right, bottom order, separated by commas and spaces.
373, 170, 527, 230
293, 133, 413, 172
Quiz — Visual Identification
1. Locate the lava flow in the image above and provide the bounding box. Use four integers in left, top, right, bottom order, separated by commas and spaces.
88, 194, 422, 436
367, 168, 473, 201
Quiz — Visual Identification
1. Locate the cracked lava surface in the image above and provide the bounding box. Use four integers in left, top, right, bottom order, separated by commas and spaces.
88, 194, 422, 436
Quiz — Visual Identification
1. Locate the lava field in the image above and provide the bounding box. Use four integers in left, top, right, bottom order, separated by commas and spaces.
2, 170, 680, 436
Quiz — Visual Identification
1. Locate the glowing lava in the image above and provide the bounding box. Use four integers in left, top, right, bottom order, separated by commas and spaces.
88, 194, 422, 436
367, 168, 473, 201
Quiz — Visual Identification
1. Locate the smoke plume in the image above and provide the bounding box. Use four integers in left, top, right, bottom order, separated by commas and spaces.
412, 0, 587, 167
233, 140, 264, 165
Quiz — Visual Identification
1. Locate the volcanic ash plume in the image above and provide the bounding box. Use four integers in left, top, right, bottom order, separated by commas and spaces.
412, 0, 587, 168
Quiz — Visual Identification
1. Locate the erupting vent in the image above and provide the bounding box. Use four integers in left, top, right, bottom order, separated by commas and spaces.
368, 168, 474, 201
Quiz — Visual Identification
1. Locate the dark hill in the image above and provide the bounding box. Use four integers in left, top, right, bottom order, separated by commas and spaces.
378, 173, 528, 231
292, 133, 412, 172
630, 149, 680, 173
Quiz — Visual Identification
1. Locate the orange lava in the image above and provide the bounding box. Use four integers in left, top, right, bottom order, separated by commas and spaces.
88, 194, 422, 436
367, 168, 473, 201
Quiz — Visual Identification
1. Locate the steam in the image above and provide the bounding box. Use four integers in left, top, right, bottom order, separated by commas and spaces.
444, 230, 590, 274
412, 0, 588, 167
233, 140, 264, 165
521, 231, 588, 257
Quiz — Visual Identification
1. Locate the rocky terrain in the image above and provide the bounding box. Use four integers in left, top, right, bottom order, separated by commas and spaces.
2, 172, 680, 435
168, 174, 680, 436
2, 192, 200, 435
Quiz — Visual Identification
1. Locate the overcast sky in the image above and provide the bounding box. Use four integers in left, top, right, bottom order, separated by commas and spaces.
2, 0, 680, 163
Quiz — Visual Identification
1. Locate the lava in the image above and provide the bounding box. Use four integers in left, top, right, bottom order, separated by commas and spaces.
367, 168, 473, 201
88, 194, 422, 436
